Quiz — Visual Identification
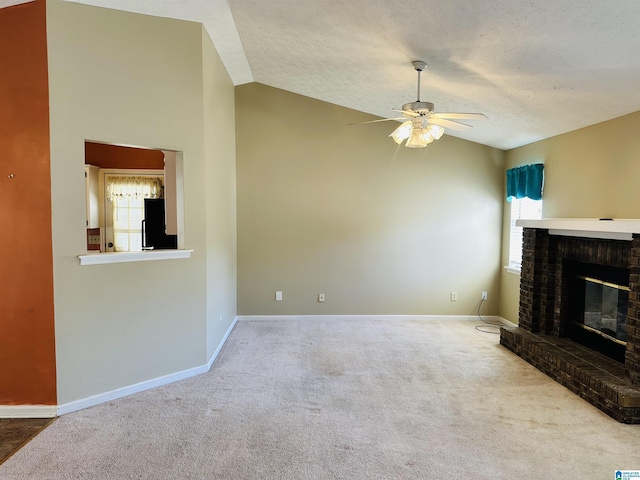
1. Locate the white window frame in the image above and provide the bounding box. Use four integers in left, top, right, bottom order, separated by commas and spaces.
103, 170, 165, 253
507, 197, 543, 274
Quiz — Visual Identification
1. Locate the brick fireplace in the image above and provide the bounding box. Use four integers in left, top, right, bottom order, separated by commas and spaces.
500, 219, 640, 423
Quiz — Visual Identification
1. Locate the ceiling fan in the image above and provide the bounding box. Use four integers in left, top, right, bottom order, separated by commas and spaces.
355, 61, 487, 148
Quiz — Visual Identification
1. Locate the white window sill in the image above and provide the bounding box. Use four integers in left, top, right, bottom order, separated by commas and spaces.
504, 265, 521, 275
78, 249, 193, 266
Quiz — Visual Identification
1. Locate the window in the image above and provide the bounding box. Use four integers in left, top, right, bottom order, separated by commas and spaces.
508, 197, 542, 270
105, 174, 164, 252
506, 163, 544, 272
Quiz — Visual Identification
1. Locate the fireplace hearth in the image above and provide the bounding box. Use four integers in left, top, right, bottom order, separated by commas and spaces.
500, 219, 640, 423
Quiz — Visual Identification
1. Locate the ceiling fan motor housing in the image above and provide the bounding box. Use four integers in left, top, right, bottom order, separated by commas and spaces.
403, 101, 434, 115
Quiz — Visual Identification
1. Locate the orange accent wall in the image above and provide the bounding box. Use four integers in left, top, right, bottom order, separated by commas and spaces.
0, 0, 57, 405
85, 142, 165, 169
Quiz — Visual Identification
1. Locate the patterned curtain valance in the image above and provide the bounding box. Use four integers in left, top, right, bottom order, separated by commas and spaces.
506, 163, 544, 201
106, 175, 163, 202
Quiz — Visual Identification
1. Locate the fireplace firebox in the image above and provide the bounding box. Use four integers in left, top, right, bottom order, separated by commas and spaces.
565, 261, 629, 363
499, 219, 640, 423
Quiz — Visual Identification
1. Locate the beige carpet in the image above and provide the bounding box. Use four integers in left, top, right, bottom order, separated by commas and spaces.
1, 318, 638, 479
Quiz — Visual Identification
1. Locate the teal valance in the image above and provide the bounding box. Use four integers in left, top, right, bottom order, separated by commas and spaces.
506, 163, 544, 201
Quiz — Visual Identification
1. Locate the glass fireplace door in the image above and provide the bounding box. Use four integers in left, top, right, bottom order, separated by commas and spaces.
582, 276, 628, 343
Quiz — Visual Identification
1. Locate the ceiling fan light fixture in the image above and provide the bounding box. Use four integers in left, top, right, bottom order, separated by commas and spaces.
405, 127, 429, 148
389, 120, 413, 144
422, 129, 435, 144
427, 124, 444, 140
351, 61, 485, 148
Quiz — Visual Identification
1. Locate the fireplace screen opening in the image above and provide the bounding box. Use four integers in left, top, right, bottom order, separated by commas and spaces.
568, 272, 629, 363
581, 276, 628, 343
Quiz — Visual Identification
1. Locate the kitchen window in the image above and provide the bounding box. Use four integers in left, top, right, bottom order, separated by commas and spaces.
104, 173, 164, 252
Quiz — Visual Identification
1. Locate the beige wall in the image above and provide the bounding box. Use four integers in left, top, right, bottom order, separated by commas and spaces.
47, 1, 236, 404
202, 28, 238, 358
498, 110, 640, 323
237, 83, 505, 316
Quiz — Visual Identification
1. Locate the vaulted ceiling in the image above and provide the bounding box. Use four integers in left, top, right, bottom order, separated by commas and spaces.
6, 0, 640, 150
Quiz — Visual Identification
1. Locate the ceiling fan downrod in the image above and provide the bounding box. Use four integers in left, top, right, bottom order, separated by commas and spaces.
412, 60, 427, 102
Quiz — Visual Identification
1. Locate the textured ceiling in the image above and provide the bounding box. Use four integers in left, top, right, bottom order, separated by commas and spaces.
11, 1, 640, 149
0, 1, 33, 7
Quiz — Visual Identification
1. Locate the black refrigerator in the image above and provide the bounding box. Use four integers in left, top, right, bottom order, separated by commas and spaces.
142, 198, 178, 250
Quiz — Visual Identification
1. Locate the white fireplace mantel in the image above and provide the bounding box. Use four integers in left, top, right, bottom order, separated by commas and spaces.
516, 218, 640, 241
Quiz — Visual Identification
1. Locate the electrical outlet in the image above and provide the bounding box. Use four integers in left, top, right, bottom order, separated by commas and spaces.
450, 291, 457, 302
318, 293, 325, 302
482, 291, 488, 300
275, 291, 282, 301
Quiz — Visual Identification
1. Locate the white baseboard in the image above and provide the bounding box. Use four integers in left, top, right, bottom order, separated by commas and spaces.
0, 405, 58, 419
238, 314, 514, 324
492, 316, 517, 327
56, 362, 211, 416
53, 316, 238, 417
207, 315, 238, 369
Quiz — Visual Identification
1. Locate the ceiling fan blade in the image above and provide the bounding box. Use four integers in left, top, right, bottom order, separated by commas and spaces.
432, 112, 487, 120
428, 117, 472, 131
349, 117, 406, 126
392, 109, 419, 117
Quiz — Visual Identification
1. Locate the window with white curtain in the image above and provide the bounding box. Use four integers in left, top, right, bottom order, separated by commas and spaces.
105, 174, 163, 252
508, 197, 543, 270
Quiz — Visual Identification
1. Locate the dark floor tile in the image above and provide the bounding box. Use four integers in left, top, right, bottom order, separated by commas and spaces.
0, 418, 53, 465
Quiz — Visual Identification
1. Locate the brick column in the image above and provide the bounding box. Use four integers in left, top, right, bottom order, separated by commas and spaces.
553, 256, 566, 337
540, 234, 557, 334
626, 235, 640, 385
519, 228, 554, 333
